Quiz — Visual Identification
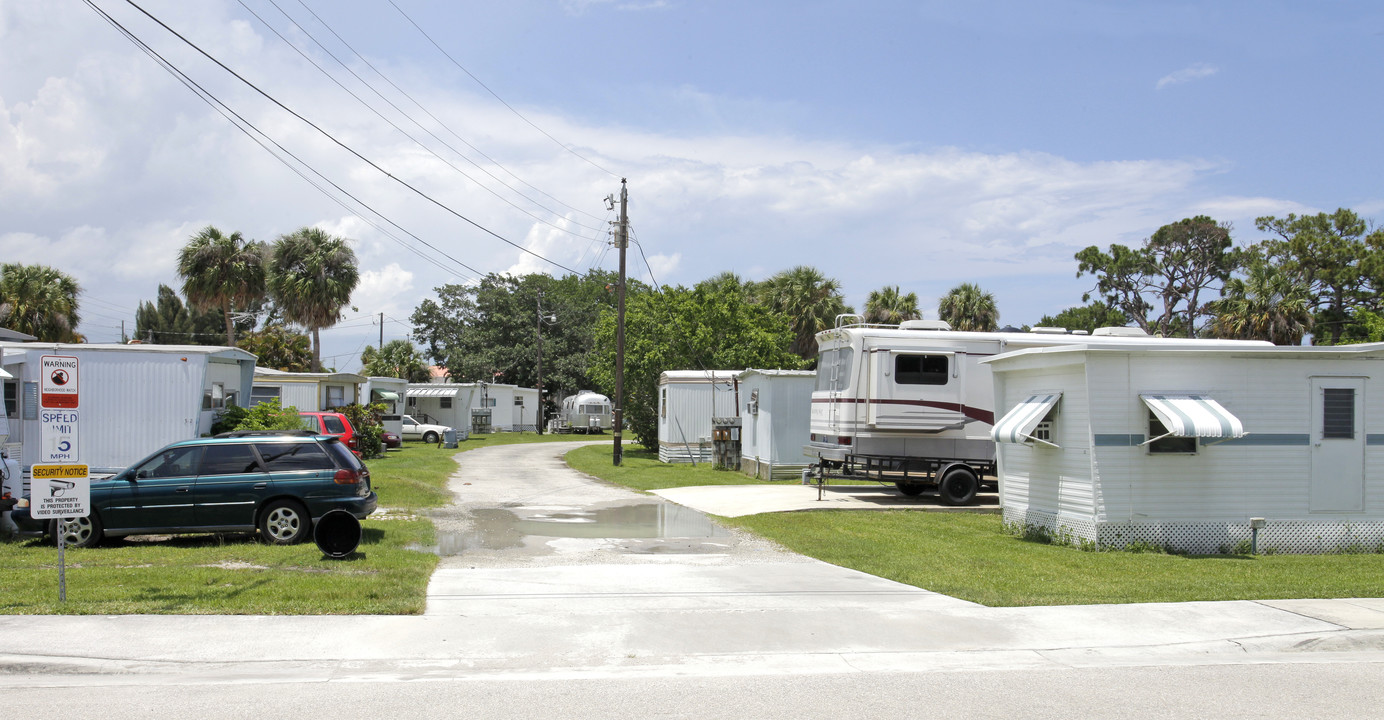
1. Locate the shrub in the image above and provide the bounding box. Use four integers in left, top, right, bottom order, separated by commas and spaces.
334, 402, 386, 459
217, 398, 309, 433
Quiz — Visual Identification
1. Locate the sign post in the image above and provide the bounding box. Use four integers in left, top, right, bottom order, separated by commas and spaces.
38, 355, 82, 602
31, 464, 89, 602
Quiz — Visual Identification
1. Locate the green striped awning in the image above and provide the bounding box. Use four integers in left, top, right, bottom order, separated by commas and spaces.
991, 393, 1061, 447
1140, 394, 1245, 441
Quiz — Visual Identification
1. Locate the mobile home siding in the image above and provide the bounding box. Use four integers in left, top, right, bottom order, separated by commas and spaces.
738, 370, 815, 480
658, 371, 738, 463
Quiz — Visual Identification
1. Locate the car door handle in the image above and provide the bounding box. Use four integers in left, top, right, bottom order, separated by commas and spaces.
253, 483, 267, 489
176, 487, 190, 493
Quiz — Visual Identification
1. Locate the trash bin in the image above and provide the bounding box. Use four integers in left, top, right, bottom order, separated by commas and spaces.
443, 428, 458, 448
314, 509, 361, 559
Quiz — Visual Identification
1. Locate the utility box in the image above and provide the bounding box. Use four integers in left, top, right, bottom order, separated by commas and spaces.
471, 409, 492, 435
711, 417, 742, 471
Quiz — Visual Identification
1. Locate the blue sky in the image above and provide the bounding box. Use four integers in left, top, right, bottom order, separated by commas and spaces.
1, 0, 1380, 370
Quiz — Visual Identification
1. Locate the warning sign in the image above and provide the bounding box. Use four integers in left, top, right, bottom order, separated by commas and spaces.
40, 355, 79, 409
30, 464, 90, 519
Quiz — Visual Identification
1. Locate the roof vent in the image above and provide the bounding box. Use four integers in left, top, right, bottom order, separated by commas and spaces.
1029, 326, 1068, 335
1072, 330, 1089, 336
1091, 326, 1150, 337
899, 320, 951, 331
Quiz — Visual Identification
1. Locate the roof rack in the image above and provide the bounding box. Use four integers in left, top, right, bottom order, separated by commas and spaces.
213, 430, 319, 438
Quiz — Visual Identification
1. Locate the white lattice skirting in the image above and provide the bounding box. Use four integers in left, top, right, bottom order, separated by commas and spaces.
1004, 505, 1384, 554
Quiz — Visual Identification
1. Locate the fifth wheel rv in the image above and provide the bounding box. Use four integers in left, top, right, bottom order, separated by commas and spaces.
804, 317, 1270, 505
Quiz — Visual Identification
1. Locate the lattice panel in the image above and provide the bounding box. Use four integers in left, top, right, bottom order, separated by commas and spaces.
1003, 506, 1098, 545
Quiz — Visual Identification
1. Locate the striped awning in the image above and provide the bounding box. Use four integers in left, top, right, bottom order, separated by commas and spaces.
991, 393, 1061, 447
371, 390, 400, 401
409, 386, 461, 398
1140, 394, 1245, 441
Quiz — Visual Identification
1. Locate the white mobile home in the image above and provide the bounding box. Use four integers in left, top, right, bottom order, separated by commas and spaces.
0, 342, 256, 475
251, 368, 365, 411
737, 369, 816, 480
986, 342, 1384, 554
657, 370, 739, 463
406, 382, 540, 432
363, 376, 408, 434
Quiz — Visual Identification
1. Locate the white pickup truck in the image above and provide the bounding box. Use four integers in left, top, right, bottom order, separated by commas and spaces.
400, 414, 453, 444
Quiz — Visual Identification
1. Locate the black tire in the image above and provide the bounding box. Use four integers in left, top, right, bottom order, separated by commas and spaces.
51, 514, 104, 548
938, 467, 979, 506
895, 482, 926, 497
259, 500, 312, 545
422, 431, 440, 444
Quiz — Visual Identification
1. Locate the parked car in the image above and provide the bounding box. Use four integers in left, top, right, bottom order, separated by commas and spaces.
382, 431, 401, 449
9, 432, 376, 548
299, 411, 358, 454
400, 414, 453, 444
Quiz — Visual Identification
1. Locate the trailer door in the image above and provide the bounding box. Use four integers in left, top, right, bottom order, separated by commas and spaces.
867, 350, 963, 431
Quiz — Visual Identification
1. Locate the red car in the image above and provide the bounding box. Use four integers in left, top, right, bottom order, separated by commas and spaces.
299, 411, 359, 455
382, 431, 402, 449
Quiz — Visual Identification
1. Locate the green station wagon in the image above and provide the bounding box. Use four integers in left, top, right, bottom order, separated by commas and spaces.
10, 432, 377, 548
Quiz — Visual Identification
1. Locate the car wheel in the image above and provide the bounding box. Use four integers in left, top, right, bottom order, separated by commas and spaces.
938, 467, 979, 506
894, 481, 925, 497
51, 514, 103, 548
259, 500, 311, 545
422, 431, 439, 444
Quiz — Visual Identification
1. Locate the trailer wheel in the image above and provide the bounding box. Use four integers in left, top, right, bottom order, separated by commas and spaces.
938, 466, 979, 506
894, 482, 925, 497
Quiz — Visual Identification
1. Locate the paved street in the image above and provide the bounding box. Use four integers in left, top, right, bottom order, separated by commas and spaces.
2, 441, 1383, 717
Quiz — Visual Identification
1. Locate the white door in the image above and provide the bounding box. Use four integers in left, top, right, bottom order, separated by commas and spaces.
1310, 378, 1365, 512
865, 347, 962, 431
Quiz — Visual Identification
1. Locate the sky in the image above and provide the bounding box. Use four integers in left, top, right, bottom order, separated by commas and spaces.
2, 0, 1381, 372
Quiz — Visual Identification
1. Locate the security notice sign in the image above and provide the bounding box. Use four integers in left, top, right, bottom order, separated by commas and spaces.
40, 355, 79, 409
30, 464, 90, 519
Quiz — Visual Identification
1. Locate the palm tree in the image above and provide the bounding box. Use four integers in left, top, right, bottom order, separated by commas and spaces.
0, 263, 82, 342
1209, 261, 1312, 346
361, 340, 431, 382
863, 285, 920, 325
938, 282, 1000, 332
177, 226, 266, 346
758, 266, 853, 360
267, 227, 360, 371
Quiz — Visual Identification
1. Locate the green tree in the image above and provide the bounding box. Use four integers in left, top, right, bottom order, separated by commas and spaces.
1207, 256, 1312, 346
238, 325, 313, 372
267, 227, 360, 372
863, 285, 920, 325
1036, 302, 1130, 334
590, 280, 804, 449
177, 226, 266, 347
134, 283, 254, 345
1076, 215, 1238, 337
937, 282, 1000, 332
1256, 208, 1376, 345
214, 397, 308, 433
756, 265, 852, 361
361, 340, 431, 382
0, 263, 82, 342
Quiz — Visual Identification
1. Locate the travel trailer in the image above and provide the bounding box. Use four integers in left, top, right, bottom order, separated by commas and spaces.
552, 390, 613, 434
803, 317, 1270, 504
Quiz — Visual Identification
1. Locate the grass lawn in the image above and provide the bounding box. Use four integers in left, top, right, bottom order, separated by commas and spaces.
568, 444, 1384, 607
0, 443, 459, 615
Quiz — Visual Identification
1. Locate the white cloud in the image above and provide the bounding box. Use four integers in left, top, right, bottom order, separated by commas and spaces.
1156, 63, 1219, 90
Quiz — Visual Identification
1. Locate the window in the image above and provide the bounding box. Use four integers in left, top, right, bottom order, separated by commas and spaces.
515, 397, 524, 406
895, 354, 948, 385
256, 442, 334, 471
1148, 411, 1197, 454
3, 380, 15, 418
136, 446, 205, 479
1032, 420, 1054, 444
660, 388, 667, 418
202, 383, 226, 410
322, 415, 346, 434
326, 385, 346, 408
440, 397, 453, 409
814, 348, 854, 392
483, 397, 497, 408
250, 386, 281, 407
1322, 388, 1355, 439
198, 444, 262, 476
408, 396, 416, 407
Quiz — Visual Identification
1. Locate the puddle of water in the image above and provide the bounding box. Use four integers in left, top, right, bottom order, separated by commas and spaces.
412, 502, 730, 556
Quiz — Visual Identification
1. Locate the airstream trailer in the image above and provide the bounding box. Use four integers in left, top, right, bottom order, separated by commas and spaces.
555, 391, 613, 434
804, 317, 1271, 505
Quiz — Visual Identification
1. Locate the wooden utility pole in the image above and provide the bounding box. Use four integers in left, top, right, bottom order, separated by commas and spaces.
536, 291, 545, 435
613, 179, 628, 465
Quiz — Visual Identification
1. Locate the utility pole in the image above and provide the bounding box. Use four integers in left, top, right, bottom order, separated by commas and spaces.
613, 179, 628, 466
379, 312, 384, 349
536, 291, 545, 435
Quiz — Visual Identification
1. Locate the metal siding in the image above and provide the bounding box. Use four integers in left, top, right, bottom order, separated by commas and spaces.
60, 352, 205, 472
659, 377, 737, 463
995, 363, 1094, 522
279, 383, 318, 412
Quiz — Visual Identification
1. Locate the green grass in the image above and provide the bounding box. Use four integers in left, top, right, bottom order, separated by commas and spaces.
569, 447, 1384, 607
0, 443, 459, 615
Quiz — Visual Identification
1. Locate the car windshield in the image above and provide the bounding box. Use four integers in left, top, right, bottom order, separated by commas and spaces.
323, 415, 346, 434
402, 415, 416, 424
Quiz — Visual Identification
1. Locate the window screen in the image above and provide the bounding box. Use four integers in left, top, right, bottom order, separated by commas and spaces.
440, 397, 453, 409
1322, 388, 1355, 439
895, 354, 949, 385
256, 442, 334, 471
199, 444, 262, 476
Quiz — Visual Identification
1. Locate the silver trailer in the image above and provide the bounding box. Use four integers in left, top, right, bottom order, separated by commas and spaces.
553, 390, 613, 434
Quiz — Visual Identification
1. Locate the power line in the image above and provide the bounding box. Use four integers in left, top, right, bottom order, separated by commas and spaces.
117, 0, 582, 275
387, 0, 621, 180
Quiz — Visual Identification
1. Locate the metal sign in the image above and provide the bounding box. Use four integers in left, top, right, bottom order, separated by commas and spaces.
41, 409, 79, 463
40, 355, 79, 409
29, 464, 90, 519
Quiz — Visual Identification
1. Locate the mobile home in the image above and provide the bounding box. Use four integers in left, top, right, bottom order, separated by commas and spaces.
657, 370, 739, 463
250, 368, 365, 411
804, 318, 1270, 503
737, 369, 816, 480
406, 382, 539, 432
363, 376, 408, 434
986, 342, 1384, 554
553, 390, 613, 434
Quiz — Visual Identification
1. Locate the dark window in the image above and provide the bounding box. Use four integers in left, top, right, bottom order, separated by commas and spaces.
322, 415, 347, 434
255, 442, 334, 471
136, 446, 206, 479
250, 386, 281, 406
198, 444, 262, 476
895, 354, 949, 385
3, 380, 15, 417
440, 397, 453, 409
1148, 412, 1197, 454
1323, 388, 1355, 439
322, 439, 364, 471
